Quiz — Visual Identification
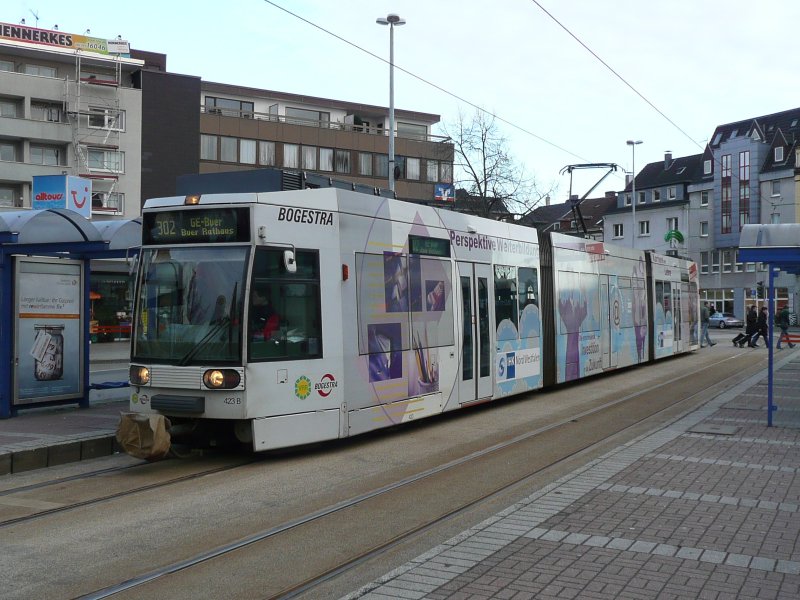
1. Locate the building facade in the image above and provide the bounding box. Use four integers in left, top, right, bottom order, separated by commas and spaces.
196, 81, 454, 205
605, 109, 800, 319
0, 22, 142, 218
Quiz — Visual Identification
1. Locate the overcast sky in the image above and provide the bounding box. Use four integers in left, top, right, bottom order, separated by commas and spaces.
8, 0, 800, 200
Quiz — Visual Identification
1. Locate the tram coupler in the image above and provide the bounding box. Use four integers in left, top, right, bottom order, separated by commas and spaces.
116, 412, 172, 461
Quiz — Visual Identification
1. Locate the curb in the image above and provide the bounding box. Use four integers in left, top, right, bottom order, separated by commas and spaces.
0, 434, 121, 475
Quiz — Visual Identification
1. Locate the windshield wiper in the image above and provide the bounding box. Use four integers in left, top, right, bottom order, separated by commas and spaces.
176, 317, 230, 366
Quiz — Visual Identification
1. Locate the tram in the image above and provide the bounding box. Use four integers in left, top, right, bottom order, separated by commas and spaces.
123, 187, 699, 455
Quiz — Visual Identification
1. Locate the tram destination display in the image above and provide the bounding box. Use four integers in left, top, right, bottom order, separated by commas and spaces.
143, 207, 250, 244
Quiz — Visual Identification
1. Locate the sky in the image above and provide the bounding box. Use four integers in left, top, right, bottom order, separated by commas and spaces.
7, 0, 800, 201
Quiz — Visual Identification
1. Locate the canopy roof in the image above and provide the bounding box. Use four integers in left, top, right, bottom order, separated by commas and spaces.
739, 224, 800, 275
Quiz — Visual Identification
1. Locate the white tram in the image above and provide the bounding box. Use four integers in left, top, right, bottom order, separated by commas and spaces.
125, 187, 699, 454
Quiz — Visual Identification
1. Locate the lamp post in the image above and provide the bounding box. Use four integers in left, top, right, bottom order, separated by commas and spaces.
376, 13, 405, 192
626, 140, 642, 248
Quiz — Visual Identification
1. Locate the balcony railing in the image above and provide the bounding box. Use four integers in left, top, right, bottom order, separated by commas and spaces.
201, 106, 450, 144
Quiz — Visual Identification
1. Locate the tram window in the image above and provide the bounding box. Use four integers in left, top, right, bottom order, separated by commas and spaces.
410, 256, 454, 348
248, 248, 322, 361
518, 267, 539, 339
495, 265, 518, 340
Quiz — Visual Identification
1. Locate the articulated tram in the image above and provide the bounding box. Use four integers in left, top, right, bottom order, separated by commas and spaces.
124, 187, 699, 454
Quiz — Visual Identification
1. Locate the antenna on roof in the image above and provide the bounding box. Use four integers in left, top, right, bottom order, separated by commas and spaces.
29, 9, 40, 27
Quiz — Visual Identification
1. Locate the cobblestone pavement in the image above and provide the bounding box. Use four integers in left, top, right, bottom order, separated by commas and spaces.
346, 352, 800, 600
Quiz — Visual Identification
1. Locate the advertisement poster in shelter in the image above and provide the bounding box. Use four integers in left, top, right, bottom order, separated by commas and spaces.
14, 257, 83, 405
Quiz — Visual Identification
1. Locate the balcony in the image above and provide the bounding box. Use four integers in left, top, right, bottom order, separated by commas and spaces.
200, 106, 450, 144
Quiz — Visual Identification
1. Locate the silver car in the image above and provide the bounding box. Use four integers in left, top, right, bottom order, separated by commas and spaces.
709, 312, 743, 329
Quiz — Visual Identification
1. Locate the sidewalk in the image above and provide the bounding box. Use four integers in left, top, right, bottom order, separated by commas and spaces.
0, 341, 130, 475
348, 349, 800, 600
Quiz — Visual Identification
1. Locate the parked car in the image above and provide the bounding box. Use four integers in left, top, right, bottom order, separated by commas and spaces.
709, 312, 743, 328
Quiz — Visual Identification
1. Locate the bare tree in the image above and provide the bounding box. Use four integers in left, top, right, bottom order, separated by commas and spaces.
443, 108, 554, 220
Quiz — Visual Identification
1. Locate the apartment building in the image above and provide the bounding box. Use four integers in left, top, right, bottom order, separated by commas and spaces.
605, 108, 800, 318
197, 81, 454, 204
0, 21, 142, 218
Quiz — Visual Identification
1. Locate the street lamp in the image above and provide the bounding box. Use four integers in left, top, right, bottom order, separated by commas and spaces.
376, 13, 405, 192
626, 140, 643, 248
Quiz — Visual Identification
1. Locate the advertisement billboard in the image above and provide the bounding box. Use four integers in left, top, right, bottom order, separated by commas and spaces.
14, 258, 84, 405
32, 175, 92, 218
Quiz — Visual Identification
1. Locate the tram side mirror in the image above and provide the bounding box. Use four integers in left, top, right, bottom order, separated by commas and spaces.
127, 250, 140, 278
283, 250, 297, 274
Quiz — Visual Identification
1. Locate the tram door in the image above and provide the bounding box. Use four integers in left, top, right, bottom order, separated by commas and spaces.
457, 262, 493, 403
673, 284, 685, 353
600, 276, 616, 369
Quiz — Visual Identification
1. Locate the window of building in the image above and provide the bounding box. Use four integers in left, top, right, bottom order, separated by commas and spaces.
30, 145, 61, 166
613, 223, 623, 238
406, 157, 420, 180
91, 191, 124, 214
638, 191, 645, 204
396, 122, 427, 139
220, 136, 237, 162
703, 159, 712, 175
88, 148, 124, 172
427, 160, 438, 182
653, 189, 661, 202
739, 150, 750, 180
23, 64, 56, 77
721, 154, 731, 177
200, 135, 218, 161
205, 96, 254, 118
711, 250, 720, 274
745, 261, 756, 273
258, 141, 275, 166
700, 251, 709, 274
624, 194, 631, 206
319, 148, 333, 171
283, 143, 299, 169
739, 184, 749, 229
700, 190, 709, 206
88, 107, 124, 130
0, 60, 13, 72
302, 145, 316, 170
774, 146, 784, 162
667, 217, 678, 231
722, 249, 732, 273
0, 98, 19, 118
0, 141, 17, 162
240, 139, 256, 165
700, 221, 708, 237
440, 162, 453, 183
375, 154, 388, 178
667, 187, 676, 200
334, 149, 350, 174
771, 180, 780, 196
31, 101, 61, 122
394, 156, 406, 179
285, 107, 330, 126
359, 152, 372, 176
771, 212, 781, 224
0, 186, 15, 207
721, 183, 732, 233
639, 220, 650, 236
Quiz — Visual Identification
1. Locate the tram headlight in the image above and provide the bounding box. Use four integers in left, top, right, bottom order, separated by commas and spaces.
203, 369, 241, 389
129, 366, 150, 385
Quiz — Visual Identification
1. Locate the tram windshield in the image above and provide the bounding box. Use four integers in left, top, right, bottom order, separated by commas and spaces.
132, 246, 249, 364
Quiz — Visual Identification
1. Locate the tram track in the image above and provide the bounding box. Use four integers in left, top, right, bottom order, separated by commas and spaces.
77, 353, 762, 600
0, 457, 256, 529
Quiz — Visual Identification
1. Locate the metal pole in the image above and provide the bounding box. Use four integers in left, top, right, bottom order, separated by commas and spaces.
388, 22, 395, 192
627, 140, 642, 248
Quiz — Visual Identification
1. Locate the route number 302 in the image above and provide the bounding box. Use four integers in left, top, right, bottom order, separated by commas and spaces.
224, 397, 242, 405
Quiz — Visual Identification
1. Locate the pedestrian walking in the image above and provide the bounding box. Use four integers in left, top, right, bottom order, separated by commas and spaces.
742, 305, 759, 347
776, 304, 796, 349
700, 301, 716, 347
750, 306, 770, 348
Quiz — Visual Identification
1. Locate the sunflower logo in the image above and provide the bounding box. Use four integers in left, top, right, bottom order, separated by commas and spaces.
294, 375, 311, 399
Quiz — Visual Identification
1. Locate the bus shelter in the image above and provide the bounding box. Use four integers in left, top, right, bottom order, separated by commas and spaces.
739, 223, 800, 427
0, 209, 140, 418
